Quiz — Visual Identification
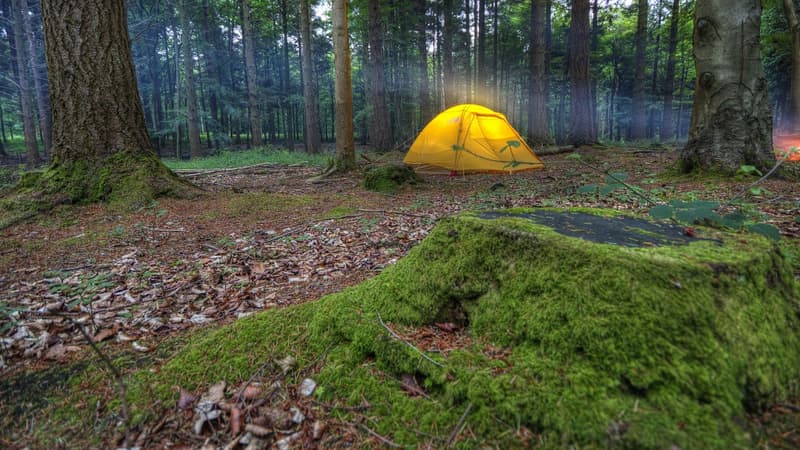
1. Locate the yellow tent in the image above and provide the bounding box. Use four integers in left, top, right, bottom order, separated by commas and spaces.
404, 104, 544, 173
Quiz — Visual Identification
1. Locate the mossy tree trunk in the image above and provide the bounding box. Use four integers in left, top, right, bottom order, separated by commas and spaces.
680, 0, 774, 174
332, 0, 355, 172
39, 0, 193, 204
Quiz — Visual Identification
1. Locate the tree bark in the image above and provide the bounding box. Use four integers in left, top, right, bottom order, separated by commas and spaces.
528, 0, 551, 146
39, 0, 192, 204
367, 0, 392, 151
629, 0, 649, 140
332, 0, 355, 171
568, 0, 595, 145
240, 0, 263, 147
415, 0, 432, 123
178, 0, 203, 158
661, 0, 680, 140
680, 0, 774, 173
299, 0, 321, 153
11, 0, 40, 167
783, 0, 800, 133
200, 0, 223, 148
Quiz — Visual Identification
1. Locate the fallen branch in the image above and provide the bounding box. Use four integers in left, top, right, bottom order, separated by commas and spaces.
723, 158, 786, 208
377, 312, 444, 368
446, 402, 473, 447
174, 162, 277, 177
142, 226, 186, 233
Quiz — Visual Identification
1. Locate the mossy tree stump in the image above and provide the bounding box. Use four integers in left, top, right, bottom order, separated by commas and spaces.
139, 208, 800, 449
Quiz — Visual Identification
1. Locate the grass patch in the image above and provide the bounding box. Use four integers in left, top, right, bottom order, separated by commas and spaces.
224, 192, 316, 217
162, 147, 331, 171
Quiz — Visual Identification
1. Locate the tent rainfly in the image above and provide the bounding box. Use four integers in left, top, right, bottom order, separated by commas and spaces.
403, 104, 544, 173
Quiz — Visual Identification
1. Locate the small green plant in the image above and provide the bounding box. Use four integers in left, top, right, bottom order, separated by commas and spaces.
109, 225, 126, 238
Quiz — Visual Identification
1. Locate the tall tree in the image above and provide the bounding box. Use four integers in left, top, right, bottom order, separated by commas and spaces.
10, 0, 39, 166
528, 0, 551, 145
568, 0, 595, 145
177, 0, 202, 158
39, 0, 191, 204
629, 0, 649, 140
332, 0, 355, 171
240, 0, 263, 147
660, 0, 680, 140
279, 0, 294, 149
415, 0, 432, 123
681, 0, 774, 173
442, 0, 456, 107
22, 0, 51, 155
299, 0, 321, 153
366, 0, 392, 151
783, 0, 800, 133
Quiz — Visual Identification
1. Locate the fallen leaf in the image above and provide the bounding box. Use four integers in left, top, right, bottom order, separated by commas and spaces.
177, 388, 197, 410
244, 423, 272, 437
93, 326, 118, 343
230, 407, 243, 435
435, 322, 459, 332
132, 341, 152, 353
400, 373, 426, 397
204, 380, 227, 404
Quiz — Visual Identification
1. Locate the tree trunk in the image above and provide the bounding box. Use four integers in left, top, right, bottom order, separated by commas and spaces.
528, 0, 551, 146
299, 0, 321, 153
178, 0, 202, 158
661, 0, 680, 141
148, 35, 164, 153
11, 0, 40, 167
332, 0, 355, 171
240, 0, 263, 147
442, 0, 456, 107
680, 0, 774, 173
477, 0, 486, 106
367, 0, 392, 151
22, 0, 51, 157
200, 0, 223, 149
783, 0, 800, 133
568, 0, 595, 145
415, 0, 432, 123
39, 0, 191, 204
280, 0, 294, 150
629, 0, 648, 140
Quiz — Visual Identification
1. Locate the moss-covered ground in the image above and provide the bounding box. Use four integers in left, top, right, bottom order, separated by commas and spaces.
3, 147, 800, 448
119, 210, 799, 448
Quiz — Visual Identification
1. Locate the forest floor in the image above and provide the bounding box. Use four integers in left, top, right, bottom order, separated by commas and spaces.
1, 146, 800, 448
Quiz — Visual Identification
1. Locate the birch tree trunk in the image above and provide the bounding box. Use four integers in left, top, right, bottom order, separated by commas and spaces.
299, 0, 321, 153
332, 0, 355, 171
240, 0, 263, 147
680, 0, 774, 173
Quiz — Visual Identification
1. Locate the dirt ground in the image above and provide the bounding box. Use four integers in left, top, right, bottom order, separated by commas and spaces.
1, 147, 799, 448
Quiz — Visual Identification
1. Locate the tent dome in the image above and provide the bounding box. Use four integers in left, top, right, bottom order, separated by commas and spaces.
403, 104, 544, 173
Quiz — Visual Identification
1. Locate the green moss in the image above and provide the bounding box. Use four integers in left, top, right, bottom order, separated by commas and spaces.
225, 192, 316, 217
36, 209, 800, 448
321, 205, 358, 219
363, 163, 420, 193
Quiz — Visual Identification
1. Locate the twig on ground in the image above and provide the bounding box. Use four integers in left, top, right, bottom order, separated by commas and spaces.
175, 162, 277, 177
377, 312, 444, 368
446, 402, 473, 448
723, 158, 786, 208
351, 422, 406, 448
357, 209, 436, 219
42, 311, 131, 448
142, 226, 186, 233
